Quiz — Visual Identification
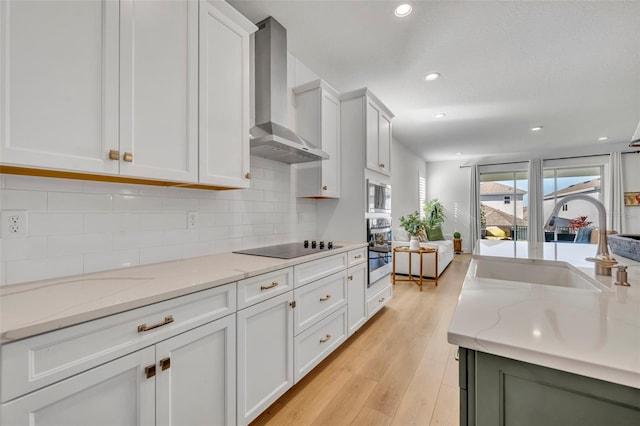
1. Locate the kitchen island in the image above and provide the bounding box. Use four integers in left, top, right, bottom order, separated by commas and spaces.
448, 240, 640, 425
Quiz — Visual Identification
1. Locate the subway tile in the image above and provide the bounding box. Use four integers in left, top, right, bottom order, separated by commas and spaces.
114, 214, 141, 232
1, 189, 48, 211
162, 229, 199, 246
29, 213, 83, 236
162, 197, 198, 211
198, 226, 229, 242
84, 249, 140, 274
139, 213, 185, 231
253, 201, 275, 213
200, 199, 230, 212
1, 236, 47, 261
140, 245, 183, 265
113, 195, 162, 212
253, 224, 274, 236
5, 255, 83, 285
0, 263, 6, 286
230, 200, 252, 212
252, 178, 274, 192
84, 214, 115, 233
113, 230, 162, 249
182, 242, 218, 258
230, 225, 253, 239
47, 233, 112, 256
48, 192, 113, 212
242, 213, 266, 225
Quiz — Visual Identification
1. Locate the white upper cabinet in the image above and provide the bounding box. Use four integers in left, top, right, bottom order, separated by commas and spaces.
119, 0, 199, 182
0, 0, 120, 174
294, 79, 341, 198
198, 0, 256, 188
365, 95, 394, 176
1, 0, 257, 189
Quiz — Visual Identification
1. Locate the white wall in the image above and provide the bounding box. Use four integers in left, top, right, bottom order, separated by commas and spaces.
391, 137, 426, 230
424, 160, 471, 251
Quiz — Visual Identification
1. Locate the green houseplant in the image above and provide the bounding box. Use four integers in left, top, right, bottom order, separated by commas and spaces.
453, 231, 461, 239
399, 211, 427, 240
423, 198, 446, 228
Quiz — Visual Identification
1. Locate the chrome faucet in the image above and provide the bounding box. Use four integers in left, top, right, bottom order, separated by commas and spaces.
544, 194, 617, 276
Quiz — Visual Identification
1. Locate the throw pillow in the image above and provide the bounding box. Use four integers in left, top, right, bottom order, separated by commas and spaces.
425, 225, 444, 241
574, 227, 593, 244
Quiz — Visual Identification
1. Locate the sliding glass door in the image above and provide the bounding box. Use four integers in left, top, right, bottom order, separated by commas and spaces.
479, 170, 529, 241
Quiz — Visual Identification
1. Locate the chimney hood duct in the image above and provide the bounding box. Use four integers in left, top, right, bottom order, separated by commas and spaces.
250, 17, 329, 163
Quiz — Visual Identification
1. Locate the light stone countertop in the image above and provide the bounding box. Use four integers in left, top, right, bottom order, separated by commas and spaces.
447, 240, 640, 389
0, 242, 367, 344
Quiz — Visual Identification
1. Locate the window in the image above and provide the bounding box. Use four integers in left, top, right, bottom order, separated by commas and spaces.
542, 165, 603, 242
419, 173, 426, 218
479, 164, 529, 241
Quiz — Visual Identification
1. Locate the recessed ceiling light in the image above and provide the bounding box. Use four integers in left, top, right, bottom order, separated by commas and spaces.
424, 72, 440, 81
598, 136, 609, 141
394, 3, 413, 17
456, 152, 462, 156
530, 126, 543, 132
435, 113, 446, 118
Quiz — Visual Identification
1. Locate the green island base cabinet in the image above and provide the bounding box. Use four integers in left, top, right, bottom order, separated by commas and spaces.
458, 348, 640, 426
0, 245, 375, 426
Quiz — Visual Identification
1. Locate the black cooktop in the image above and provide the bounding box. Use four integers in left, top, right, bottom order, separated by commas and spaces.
233, 242, 342, 259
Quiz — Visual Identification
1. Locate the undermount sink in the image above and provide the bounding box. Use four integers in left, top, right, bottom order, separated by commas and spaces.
471, 256, 608, 291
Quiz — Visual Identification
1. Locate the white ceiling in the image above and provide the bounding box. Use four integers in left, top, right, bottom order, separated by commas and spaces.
229, 0, 640, 163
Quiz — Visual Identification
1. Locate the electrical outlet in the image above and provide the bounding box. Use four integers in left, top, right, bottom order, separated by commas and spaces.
187, 211, 198, 229
1, 210, 27, 238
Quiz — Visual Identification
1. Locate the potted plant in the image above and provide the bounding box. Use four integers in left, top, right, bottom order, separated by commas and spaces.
423, 198, 446, 228
453, 231, 462, 253
399, 211, 427, 249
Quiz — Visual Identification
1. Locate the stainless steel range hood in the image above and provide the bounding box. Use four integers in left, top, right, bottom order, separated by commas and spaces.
250, 17, 329, 164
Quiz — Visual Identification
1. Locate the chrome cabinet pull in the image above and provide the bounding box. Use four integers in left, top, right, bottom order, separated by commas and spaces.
319, 334, 331, 343
159, 357, 171, 371
123, 152, 133, 162
260, 281, 278, 290
378, 297, 385, 303
108, 150, 120, 160
138, 315, 174, 333
144, 365, 156, 379
319, 294, 331, 302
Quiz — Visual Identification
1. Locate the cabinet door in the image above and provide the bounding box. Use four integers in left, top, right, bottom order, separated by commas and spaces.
0, 347, 155, 426
320, 88, 341, 197
347, 262, 367, 336
378, 111, 392, 176
0, 0, 119, 174
119, 0, 198, 182
156, 315, 236, 426
237, 292, 294, 426
365, 100, 381, 173
199, 0, 255, 188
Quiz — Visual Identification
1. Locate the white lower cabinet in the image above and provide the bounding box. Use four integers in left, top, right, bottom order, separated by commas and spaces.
294, 306, 347, 383
1, 315, 235, 426
367, 281, 393, 319
155, 315, 236, 426
1, 347, 156, 426
347, 261, 367, 336
236, 291, 295, 426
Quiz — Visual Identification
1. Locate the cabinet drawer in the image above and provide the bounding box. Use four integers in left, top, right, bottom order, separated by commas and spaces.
1, 283, 236, 403
367, 283, 392, 319
294, 306, 347, 383
237, 267, 293, 310
294, 253, 347, 288
347, 248, 367, 267
293, 271, 347, 336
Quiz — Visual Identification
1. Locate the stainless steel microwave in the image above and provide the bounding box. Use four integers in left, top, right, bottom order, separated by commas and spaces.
367, 179, 391, 214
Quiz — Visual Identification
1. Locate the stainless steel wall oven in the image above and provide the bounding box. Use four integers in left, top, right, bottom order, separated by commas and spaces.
367, 215, 392, 286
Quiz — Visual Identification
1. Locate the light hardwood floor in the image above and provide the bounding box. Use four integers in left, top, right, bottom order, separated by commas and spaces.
251, 254, 471, 426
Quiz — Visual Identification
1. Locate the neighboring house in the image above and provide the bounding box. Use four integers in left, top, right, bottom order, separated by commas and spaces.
480, 182, 527, 220
543, 179, 600, 230
481, 204, 527, 239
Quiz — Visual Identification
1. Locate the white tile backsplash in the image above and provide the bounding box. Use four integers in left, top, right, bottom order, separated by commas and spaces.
0, 156, 318, 285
